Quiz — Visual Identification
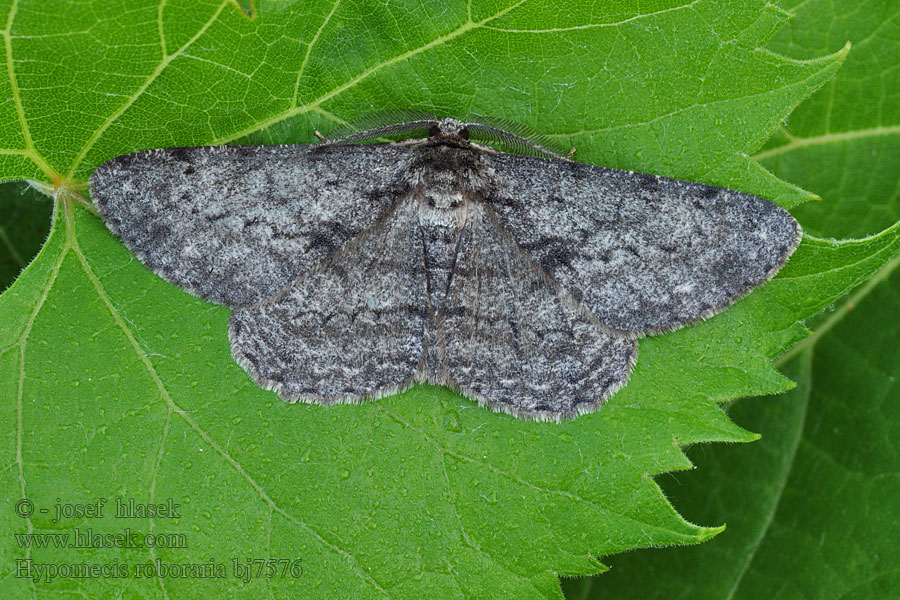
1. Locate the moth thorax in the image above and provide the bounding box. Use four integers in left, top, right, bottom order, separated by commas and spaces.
417, 188, 469, 228
425, 185, 464, 210
401, 144, 484, 189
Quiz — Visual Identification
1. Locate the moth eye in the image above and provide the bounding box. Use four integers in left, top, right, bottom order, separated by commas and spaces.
459, 127, 469, 140
429, 125, 441, 138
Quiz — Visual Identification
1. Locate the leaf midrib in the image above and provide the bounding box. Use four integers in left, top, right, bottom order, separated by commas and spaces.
753, 124, 900, 161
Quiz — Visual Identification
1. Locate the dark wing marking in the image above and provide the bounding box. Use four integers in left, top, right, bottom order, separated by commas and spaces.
89, 144, 409, 306
482, 153, 801, 333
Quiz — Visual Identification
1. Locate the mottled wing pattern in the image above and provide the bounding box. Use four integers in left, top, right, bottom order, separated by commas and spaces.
483, 154, 802, 333
441, 202, 636, 420
229, 198, 426, 402
89, 144, 409, 306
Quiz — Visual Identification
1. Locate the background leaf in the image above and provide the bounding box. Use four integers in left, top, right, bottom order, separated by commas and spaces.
565, 0, 900, 597
0, 182, 51, 292
0, 1, 896, 599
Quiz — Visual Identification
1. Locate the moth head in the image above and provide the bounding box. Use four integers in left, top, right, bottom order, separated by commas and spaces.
429, 118, 470, 144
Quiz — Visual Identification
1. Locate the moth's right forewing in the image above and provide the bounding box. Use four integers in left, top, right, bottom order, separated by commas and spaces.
89, 144, 409, 307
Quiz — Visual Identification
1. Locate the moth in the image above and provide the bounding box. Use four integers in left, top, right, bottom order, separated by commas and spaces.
89, 115, 801, 421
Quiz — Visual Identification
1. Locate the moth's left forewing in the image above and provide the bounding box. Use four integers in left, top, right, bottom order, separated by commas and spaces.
481, 153, 801, 335
229, 197, 427, 403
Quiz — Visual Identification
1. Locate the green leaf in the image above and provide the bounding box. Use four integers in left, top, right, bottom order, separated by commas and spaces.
566, 0, 900, 597
0, 1, 894, 598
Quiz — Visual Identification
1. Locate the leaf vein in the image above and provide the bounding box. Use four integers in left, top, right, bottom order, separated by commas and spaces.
157, 0, 168, 56
65, 0, 232, 179
146, 404, 174, 600
2, 0, 55, 181
754, 125, 900, 161
217, 0, 532, 144
555, 65, 840, 142
481, 0, 701, 33
292, 0, 342, 108
12, 197, 68, 600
